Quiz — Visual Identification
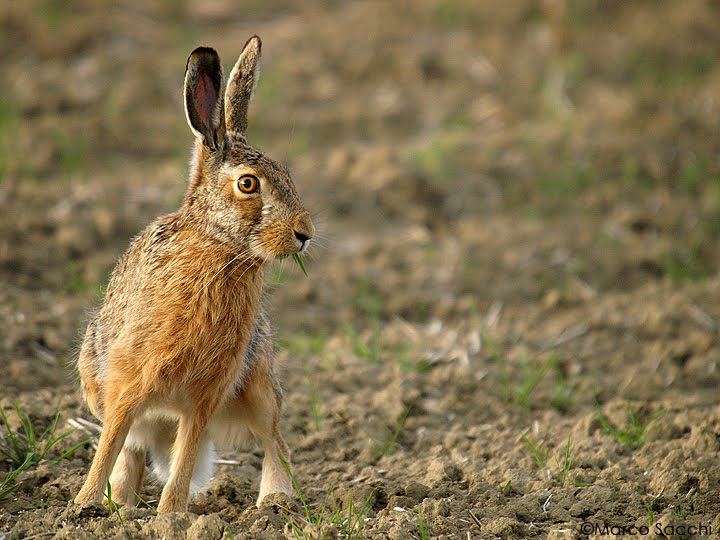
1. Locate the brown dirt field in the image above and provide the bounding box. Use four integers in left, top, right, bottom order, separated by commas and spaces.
2, 1, 720, 538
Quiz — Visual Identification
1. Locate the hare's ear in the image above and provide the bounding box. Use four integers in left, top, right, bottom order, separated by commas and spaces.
224, 35, 262, 137
184, 46, 226, 150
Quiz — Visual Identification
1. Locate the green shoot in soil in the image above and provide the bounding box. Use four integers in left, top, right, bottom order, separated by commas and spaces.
672, 499, 687, 520
483, 333, 552, 408
131, 487, 157, 511
372, 406, 411, 460
596, 405, 661, 450
353, 277, 384, 319
515, 353, 553, 408
292, 253, 308, 276
0, 403, 90, 467
0, 454, 32, 501
549, 354, 574, 412
483, 332, 516, 403
399, 356, 433, 374
280, 332, 328, 355
417, 508, 429, 540
345, 322, 413, 368
644, 500, 655, 525
278, 454, 370, 539
574, 480, 595, 488
555, 437, 574, 485
501, 479, 513, 494
105, 480, 124, 525
521, 435, 549, 468
307, 374, 324, 432
345, 323, 382, 364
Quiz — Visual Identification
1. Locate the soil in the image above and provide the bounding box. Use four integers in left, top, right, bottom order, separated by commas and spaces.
2, 1, 720, 539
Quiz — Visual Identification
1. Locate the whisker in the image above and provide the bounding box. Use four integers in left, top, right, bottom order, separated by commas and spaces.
310, 207, 332, 218
231, 254, 266, 285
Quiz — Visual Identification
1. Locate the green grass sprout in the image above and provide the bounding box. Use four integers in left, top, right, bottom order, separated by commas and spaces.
292, 253, 308, 276
105, 480, 125, 525
521, 435, 549, 467
0, 454, 33, 501
278, 454, 370, 539
0, 404, 91, 468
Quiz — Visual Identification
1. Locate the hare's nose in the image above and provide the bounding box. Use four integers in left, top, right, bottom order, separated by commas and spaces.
293, 212, 314, 248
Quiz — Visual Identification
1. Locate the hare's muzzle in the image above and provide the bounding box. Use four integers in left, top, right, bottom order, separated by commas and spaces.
293, 212, 314, 252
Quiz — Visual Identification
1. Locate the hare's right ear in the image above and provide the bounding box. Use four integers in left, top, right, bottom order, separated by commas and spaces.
224, 35, 262, 137
184, 47, 226, 150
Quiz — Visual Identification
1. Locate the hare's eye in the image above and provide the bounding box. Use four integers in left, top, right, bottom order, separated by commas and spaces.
236, 175, 259, 194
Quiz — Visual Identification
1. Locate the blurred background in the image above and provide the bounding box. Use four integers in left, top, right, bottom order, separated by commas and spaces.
1, 1, 720, 537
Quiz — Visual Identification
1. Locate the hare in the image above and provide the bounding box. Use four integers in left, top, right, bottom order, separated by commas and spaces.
74, 36, 314, 513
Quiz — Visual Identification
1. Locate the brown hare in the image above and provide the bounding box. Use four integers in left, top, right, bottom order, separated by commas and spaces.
74, 36, 314, 513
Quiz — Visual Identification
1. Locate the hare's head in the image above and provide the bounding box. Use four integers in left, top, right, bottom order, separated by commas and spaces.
182, 37, 314, 261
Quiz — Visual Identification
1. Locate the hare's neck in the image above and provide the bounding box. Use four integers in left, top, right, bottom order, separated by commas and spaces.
221, 255, 264, 295
208, 255, 264, 337
180, 234, 265, 336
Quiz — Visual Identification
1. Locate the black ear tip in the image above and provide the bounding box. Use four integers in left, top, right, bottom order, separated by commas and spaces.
192, 45, 218, 54
186, 46, 220, 70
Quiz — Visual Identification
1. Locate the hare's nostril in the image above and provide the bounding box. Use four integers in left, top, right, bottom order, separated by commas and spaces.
294, 230, 310, 244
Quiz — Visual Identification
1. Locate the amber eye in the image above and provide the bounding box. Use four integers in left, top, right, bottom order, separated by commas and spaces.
236, 174, 259, 194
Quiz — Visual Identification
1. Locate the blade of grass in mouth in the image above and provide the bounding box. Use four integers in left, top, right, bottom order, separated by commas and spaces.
293, 253, 308, 276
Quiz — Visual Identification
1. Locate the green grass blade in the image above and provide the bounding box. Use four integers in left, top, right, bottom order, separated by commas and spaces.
292, 253, 308, 276
54, 436, 93, 463
0, 482, 18, 501
1, 406, 25, 464
0, 453, 33, 501
130, 486, 157, 511
38, 412, 61, 449
348, 495, 372, 538
15, 404, 36, 458
384, 406, 411, 457
278, 453, 312, 523
105, 480, 125, 525
417, 508, 429, 540
521, 435, 548, 467
39, 419, 70, 461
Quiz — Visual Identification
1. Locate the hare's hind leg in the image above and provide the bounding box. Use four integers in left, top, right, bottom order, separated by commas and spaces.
106, 418, 161, 507
108, 445, 146, 507
156, 401, 219, 512
145, 416, 215, 494
225, 362, 293, 505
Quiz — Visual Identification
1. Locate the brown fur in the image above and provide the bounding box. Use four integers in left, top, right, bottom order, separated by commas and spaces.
74, 37, 313, 513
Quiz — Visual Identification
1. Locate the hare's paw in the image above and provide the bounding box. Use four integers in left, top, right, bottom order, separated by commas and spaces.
257, 468, 293, 507
157, 489, 189, 513
257, 490, 294, 509
74, 483, 103, 504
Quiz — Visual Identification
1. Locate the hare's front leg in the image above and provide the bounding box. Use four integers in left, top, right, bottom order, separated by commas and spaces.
75, 389, 138, 504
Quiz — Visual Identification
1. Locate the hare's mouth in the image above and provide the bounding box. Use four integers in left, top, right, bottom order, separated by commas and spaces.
251, 238, 305, 261
251, 219, 312, 260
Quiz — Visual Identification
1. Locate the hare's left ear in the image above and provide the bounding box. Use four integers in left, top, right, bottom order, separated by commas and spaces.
225, 35, 262, 137
185, 46, 226, 150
